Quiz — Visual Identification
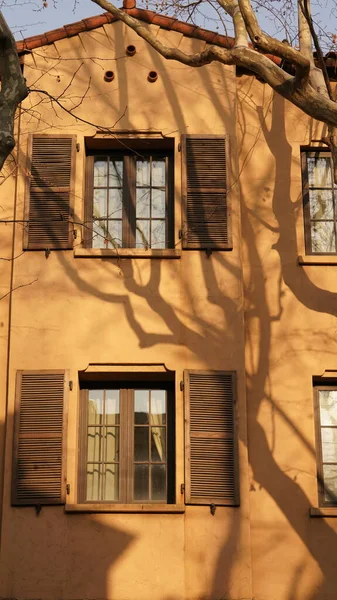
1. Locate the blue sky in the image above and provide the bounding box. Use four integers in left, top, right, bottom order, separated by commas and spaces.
0, 0, 335, 49
1, 0, 105, 39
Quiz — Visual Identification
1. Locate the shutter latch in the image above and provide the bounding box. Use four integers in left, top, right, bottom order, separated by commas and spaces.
180, 380, 184, 391
180, 483, 185, 495
210, 504, 216, 516
66, 484, 70, 495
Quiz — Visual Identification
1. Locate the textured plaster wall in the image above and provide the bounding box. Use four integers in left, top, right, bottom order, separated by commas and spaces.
238, 77, 337, 600
0, 21, 251, 600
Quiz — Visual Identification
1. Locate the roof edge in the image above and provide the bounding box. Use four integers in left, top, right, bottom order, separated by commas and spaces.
16, 7, 235, 54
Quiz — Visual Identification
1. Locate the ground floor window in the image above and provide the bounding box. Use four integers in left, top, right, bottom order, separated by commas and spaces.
78, 381, 175, 504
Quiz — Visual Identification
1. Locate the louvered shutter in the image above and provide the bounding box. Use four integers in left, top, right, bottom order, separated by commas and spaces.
24, 135, 76, 250
181, 135, 231, 249
184, 370, 239, 505
12, 371, 68, 505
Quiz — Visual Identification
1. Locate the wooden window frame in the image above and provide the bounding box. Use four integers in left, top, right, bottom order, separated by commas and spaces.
78, 380, 175, 505
84, 149, 174, 250
302, 148, 337, 255
314, 384, 337, 507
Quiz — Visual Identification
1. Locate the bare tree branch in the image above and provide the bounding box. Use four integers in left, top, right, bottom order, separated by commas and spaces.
0, 11, 28, 169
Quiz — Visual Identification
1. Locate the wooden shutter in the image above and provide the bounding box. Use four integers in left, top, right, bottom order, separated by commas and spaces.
12, 370, 68, 505
184, 370, 239, 505
181, 135, 231, 249
24, 135, 76, 250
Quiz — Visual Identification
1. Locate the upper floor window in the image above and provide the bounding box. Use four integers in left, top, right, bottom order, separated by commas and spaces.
84, 149, 173, 250
302, 150, 337, 254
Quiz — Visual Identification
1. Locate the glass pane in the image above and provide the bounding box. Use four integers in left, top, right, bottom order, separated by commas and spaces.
309, 190, 334, 220
93, 189, 107, 219
107, 220, 122, 248
103, 464, 119, 501
136, 188, 150, 218
136, 159, 150, 186
152, 160, 165, 187
92, 219, 107, 249
134, 427, 149, 461
106, 427, 119, 462
87, 427, 102, 463
151, 427, 166, 462
94, 157, 108, 186
88, 390, 104, 424
135, 390, 149, 424
323, 464, 337, 502
151, 220, 166, 249
136, 220, 150, 248
109, 159, 123, 186
108, 189, 123, 219
311, 221, 336, 253
106, 390, 120, 425
319, 390, 337, 426
152, 189, 165, 218
86, 464, 100, 501
134, 464, 149, 500
308, 156, 332, 187
151, 464, 166, 501
150, 390, 166, 425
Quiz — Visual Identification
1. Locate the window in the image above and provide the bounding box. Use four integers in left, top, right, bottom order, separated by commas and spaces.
78, 380, 175, 504
84, 146, 173, 250
314, 385, 337, 506
302, 150, 337, 254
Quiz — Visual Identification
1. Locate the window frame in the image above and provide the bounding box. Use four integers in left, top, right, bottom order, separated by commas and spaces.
314, 384, 337, 507
302, 148, 337, 255
78, 379, 175, 505
84, 149, 174, 250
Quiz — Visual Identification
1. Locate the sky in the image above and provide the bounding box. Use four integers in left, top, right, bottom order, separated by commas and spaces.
1, 0, 105, 39
0, 0, 335, 50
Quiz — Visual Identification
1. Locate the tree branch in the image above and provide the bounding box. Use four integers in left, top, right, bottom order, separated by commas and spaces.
0, 11, 28, 170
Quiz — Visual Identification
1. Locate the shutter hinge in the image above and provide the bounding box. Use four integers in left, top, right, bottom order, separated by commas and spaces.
210, 503, 216, 516
69, 380, 73, 391
178, 143, 181, 152
180, 483, 185, 494
180, 380, 184, 391
179, 229, 183, 239
73, 229, 77, 239
76, 143, 80, 152
66, 484, 70, 495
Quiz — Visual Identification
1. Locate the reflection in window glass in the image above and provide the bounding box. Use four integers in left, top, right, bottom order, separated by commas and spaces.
86, 389, 120, 502
83, 386, 170, 504
92, 157, 123, 248
133, 389, 167, 501
305, 152, 337, 254
318, 389, 337, 505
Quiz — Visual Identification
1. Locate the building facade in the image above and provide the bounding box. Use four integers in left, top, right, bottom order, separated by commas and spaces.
0, 6, 336, 600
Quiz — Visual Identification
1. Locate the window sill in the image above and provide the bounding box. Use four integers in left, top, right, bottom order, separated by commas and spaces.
74, 248, 181, 259
65, 503, 185, 514
309, 507, 337, 517
298, 255, 337, 265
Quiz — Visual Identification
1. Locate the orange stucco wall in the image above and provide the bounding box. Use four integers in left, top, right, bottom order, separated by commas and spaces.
0, 16, 336, 600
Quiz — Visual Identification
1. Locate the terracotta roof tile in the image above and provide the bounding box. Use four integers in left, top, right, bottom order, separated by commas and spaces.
16, 7, 235, 54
